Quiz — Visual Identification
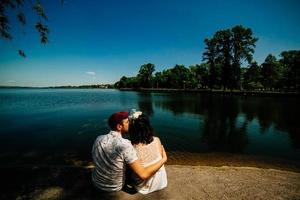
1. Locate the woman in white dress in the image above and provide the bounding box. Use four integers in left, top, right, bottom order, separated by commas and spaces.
128, 110, 167, 194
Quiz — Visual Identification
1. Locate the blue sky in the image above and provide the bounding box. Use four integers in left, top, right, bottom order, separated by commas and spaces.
0, 0, 299, 87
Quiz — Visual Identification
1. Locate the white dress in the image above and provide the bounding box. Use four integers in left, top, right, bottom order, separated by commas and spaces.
132, 137, 168, 194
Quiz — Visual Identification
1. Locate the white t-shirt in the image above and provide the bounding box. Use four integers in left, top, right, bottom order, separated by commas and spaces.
92, 131, 138, 191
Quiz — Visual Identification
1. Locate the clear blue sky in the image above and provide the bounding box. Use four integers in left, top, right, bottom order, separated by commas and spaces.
1, 0, 299, 87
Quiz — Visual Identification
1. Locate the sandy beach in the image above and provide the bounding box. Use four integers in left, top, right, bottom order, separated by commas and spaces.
0, 152, 300, 200
1, 152, 300, 200
2, 165, 299, 200
132, 165, 300, 200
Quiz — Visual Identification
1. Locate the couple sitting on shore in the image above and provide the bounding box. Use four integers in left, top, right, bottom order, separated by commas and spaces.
91, 109, 168, 195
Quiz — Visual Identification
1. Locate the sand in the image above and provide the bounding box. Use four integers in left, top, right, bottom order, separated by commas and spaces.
132, 165, 300, 200
1, 153, 300, 199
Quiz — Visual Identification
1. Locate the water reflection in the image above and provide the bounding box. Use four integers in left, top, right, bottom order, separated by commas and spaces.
0, 89, 299, 163
136, 92, 154, 116
240, 96, 300, 148
153, 93, 207, 115
152, 92, 300, 158
201, 95, 248, 153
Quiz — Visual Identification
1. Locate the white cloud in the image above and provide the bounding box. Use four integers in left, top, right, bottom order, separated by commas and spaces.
8, 80, 16, 83
86, 71, 96, 76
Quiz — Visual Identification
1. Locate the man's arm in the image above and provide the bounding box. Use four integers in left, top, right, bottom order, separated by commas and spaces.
128, 145, 167, 180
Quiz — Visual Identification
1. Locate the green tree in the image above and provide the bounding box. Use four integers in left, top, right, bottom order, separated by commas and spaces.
231, 25, 258, 89
279, 50, 300, 90
154, 71, 170, 88
0, 0, 50, 57
261, 54, 281, 89
137, 63, 155, 88
115, 76, 128, 88
168, 64, 190, 89
153, 72, 162, 88
160, 69, 173, 88
189, 64, 209, 88
115, 76, 139, 88
203, 38, 219, 89
203, 25, 258, 90
126, 77, 139, 88
214, 29, 233, 89
243, 62, 263, 90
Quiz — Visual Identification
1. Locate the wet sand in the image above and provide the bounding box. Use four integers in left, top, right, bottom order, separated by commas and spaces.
167, 152, 300, 172
1, 152, 300, 199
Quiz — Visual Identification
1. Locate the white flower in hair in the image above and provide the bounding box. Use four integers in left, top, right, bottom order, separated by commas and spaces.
129, 109, 142, 120
132, 111, 142, 119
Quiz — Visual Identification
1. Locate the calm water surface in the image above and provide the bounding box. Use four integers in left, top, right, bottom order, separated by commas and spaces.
0, 89, 299, 165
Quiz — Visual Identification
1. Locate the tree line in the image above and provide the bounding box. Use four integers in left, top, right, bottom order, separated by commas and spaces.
115, 25, 299, 92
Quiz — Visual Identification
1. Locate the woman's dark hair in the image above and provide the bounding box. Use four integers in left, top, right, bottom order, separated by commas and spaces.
129, 114, 154, 145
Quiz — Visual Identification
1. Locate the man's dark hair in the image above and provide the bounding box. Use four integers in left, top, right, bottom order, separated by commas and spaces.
129, 114, 154, 145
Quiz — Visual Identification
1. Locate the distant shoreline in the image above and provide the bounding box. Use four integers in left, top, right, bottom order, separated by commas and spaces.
119, 88, 300, 97
0, 85, 113, 89
1, 86, 299, 96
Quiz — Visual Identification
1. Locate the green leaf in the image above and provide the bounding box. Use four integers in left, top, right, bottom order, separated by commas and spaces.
17, 12, 26, 25
18, 49, 26, 58
35, 22, 49, 43
33, 3, 48, 21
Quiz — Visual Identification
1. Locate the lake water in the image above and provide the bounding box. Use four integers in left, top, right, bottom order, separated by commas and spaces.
0, 89, 299, 165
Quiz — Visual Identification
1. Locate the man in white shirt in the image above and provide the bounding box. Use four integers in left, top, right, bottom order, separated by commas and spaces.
92, 111, 167, 192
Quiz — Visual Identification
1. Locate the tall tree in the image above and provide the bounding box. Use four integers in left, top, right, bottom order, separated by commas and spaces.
203, 25, 258, 90
203, 38, 218, 89
153, 72, 162, 88
231, 25, 258, 89
214, 29, 233, 89
137, 63, 155, 88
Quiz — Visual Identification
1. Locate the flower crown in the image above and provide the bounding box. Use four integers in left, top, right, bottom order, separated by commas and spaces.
129, 109, 142, 120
